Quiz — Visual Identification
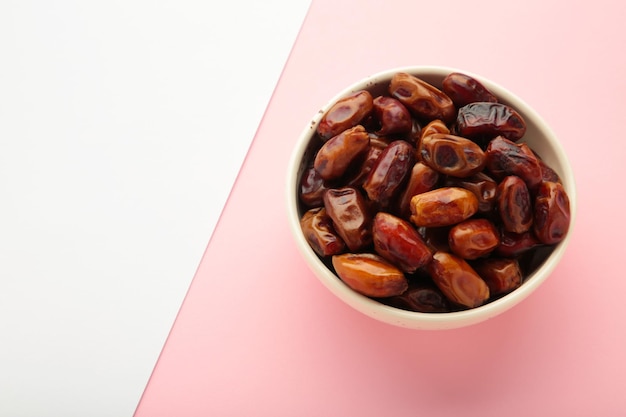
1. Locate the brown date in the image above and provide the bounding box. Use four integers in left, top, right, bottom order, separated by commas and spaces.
385, 284, 451, 313
299, 166, 328, 208
444, 172, 497, 213
456, 102, 526, 142
533, 181, 571, 244
300, 207, 346, 257
332, 253, 408, 298
538, 157, 561, 183
345, 136, 388, 187
497, 176, 533, 234
448, 219, 500, 260
410, 187, 479, 228
442, 72, 498, 107
373, 96, 412, 135
389, 72, 456, 123
426, 251, 490, 308
372, 212, 433, 273
323, 187, 372, 252
418, 133, 486, 178
314, 125, 370, 181
362, 140, 414, 207
485, 136, 542, 190
495, 230, 542, 258
396, 162, 440, 218
472, 257, 522, 296
419, 119, 450, 140
317, 90, 374, 140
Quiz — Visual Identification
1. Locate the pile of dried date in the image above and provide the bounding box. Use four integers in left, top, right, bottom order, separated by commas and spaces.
298, 72, 571, 313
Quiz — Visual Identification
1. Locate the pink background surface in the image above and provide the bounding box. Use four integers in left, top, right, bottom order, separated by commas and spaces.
135, 0, 626, 415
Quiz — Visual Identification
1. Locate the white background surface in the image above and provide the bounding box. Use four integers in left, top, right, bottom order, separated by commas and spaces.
0, 1, 310, 416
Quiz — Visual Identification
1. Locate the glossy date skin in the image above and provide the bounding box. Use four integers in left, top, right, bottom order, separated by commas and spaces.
362, 140, 414, 207
486, 136, 542, 190
298, 71, 572, 312
314, 125, 370, 180
332, 253, 408, 298
389, 72, 456, 123
299, 166, 328, 208
372, 212, 433, 273
497, 176, 533, 233
300, 207, 346, 257
456, 102, 526, 142
396, 162, 440, 218
495, 230, 542, 258
427, 251, 490, 308
442, 72, 498, 107
472, 257, 522, 296
385, 284, 451, 313
444, 172, 497, 214
323, 187, 372, 252
533, 181, 571, 244
373, 96, 412, 135
418, 133, 486, 178
317, 90, 374, 141
410, 187, 479, 227
448, 218, 500, 260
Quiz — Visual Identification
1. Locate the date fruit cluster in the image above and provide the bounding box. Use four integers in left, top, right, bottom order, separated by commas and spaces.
298, 71, 571, 312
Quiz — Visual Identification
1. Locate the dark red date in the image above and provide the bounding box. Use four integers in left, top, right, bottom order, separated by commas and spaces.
442, 72, 498, 107
363, 140, 414, 207
372, 212, 433, 273
533, 181, 571, 244
385, 284, 451, 313
373, 96, 412, 135
300, 207, 346, 257
317, 90, 374, 140
389, 72, 456, 123
472, 257, 522, 296
299, 166, 328, 208
323, 187, 372, 252
486, 136, 542, 190
456, 102, 526, 142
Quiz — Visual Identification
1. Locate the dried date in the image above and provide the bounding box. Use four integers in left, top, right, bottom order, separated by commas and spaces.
427, 251, 490, 308
323, 187, 372, 252
485, 136, 542, 190
300, 207, 346, 257
497, 176, 533, 233
362, 140, 414, 207
456, 102, 526, 142
389, 72, 456, 123
317, 90, 374, 140
372, 212, 433, 273
448, 219, 500, 260
410, 187, 479, 227
332, 253, 408, 298
533, 181, 571, 244
442, 72, 498, 107
314, 125, 370, 180
373, 96, 412, 135
418, 133, 486, 178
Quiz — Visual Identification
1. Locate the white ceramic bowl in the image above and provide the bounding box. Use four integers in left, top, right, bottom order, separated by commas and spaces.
286, 66, 576, 330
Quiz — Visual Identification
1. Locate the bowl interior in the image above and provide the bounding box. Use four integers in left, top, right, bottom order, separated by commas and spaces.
287, 66, 576, 330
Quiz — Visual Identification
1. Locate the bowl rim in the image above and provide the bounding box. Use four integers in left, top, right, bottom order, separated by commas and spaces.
286, 65, 577, 330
